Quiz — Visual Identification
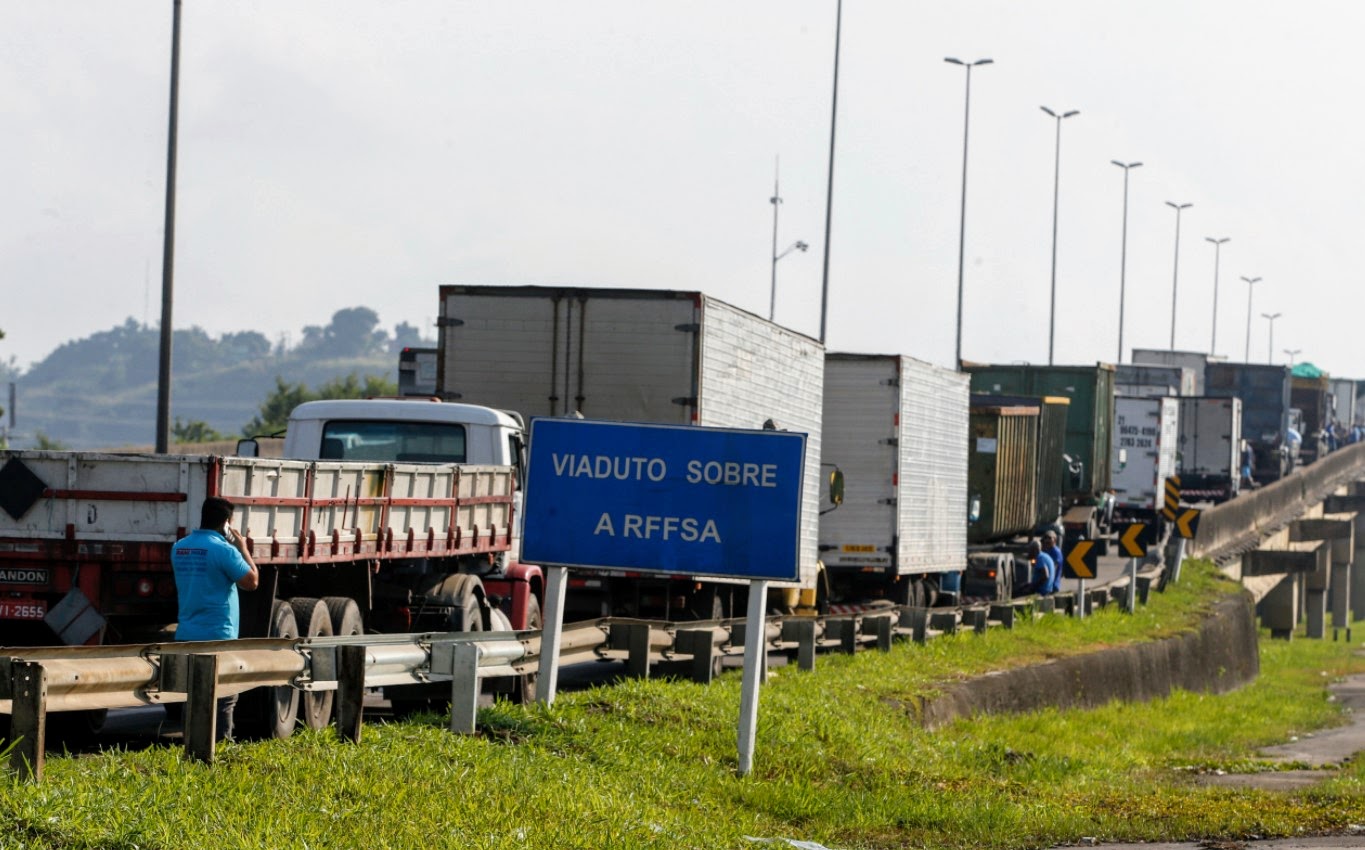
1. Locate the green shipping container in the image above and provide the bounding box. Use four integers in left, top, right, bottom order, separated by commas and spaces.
968, 404, 1040, 544
963, 363, 1115, 501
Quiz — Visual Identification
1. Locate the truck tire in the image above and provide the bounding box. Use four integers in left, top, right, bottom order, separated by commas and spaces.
388, 574, 486, 717
289, 598, 334, 731
509, 594, 542, 705
322, 596, 364, 637
238, 600, 300, 740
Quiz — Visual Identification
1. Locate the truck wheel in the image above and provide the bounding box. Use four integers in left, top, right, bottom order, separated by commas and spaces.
510, 594, 542, 705
322, 596, 364, 638
290, 598, 334, 731
238, 600, 301, 740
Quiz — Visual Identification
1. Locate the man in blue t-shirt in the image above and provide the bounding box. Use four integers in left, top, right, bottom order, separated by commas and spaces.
1019, 540, 1054, 596
1041, 531, 1065, 594
172, 496, 259, 741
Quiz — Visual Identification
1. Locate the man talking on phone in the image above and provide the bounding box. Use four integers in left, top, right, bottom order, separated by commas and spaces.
171, 496, 260, 741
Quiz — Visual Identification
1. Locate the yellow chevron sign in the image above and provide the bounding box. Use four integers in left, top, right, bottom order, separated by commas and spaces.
1174, 508, 1201, 540
1161, 475, 1181, 522
1118, 522, 1152, 558
1064, 540, 1097, 579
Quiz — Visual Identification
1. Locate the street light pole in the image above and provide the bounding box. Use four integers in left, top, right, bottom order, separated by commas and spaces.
1262, 312, 1282, 365
1042, 105, 1079, 365
817, 0, 843, 345
1241, 276, 1261, 361
1284, 348, 1302, 367
1205, 237, 1230, 355
1165, 201, 1192, 350
155, 0, 184, 454
1112, 160, 1142, 363
946, 57, 992, 370
769, 158, 782, 322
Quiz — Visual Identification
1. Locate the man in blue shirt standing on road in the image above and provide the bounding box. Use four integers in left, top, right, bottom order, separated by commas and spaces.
1041, 530, 1065, 594
172, 496, 259, 741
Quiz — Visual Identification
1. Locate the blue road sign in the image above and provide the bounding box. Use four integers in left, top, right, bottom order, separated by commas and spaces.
521, 418, 806, 581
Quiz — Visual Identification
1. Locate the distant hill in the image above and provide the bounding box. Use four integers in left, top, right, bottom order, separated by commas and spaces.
7, 308, 432, 450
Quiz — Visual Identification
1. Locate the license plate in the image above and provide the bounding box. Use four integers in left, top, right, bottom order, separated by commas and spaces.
0, 599, 47, 620
841, 544, 877, 553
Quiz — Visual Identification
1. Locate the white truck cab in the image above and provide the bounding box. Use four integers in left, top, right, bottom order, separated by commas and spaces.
240, 398, 527, 472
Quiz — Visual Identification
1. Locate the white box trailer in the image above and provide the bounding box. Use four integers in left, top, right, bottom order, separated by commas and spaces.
1111, 396, 1179, 520
436, 285, 824, 619
1131, 348, 1221, 395
1115, 363, 1196, 398
1330, 378, 1357, 426
1177, 396, 1242, 502
820, 354, 968, 607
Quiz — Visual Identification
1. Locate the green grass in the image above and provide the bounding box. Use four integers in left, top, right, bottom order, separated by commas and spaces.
3, 561, 1364, 849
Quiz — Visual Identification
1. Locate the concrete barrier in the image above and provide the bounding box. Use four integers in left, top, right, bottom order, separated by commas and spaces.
1191, 444, 1365, 562
916, 592, 1259, 729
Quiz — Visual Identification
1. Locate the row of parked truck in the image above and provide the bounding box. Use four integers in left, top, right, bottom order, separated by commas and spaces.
0, 285, 1355, 734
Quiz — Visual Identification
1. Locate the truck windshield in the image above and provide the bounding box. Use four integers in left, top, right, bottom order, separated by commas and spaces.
319, 420, 466, 463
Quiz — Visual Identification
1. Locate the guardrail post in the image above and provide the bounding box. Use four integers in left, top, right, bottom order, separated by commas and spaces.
675, 629, 718, 684
968, 608, 988, 634
336, 645, 367, 743
988, 603, 1015, 630
780, 618, 817, 670
902, 607, 928, 643
612, 623, 651, 680
928, 611, 958, 635
184, 654, 220, 764
861, 614, 892, 651
9, 660, 46, 783
449, 643, 482, 735
829, 617, 857, 654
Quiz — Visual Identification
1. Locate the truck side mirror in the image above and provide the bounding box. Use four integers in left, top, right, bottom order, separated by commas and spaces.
828, 468, 844, 507
236, 438, 259, 458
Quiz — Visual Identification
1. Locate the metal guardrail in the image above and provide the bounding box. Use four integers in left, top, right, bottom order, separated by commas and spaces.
0, 592, 1116, 782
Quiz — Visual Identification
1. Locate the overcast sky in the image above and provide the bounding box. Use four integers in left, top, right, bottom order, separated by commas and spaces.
5, 1, 1363, 379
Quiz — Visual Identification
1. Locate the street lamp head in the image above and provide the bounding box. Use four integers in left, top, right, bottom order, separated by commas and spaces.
1205, 236, 1230, 246
1111, 160, 1143, 169
796, 241, 809, 251
1262, 312, 1282, 321
1062, 109, 1079, 118
945, 57, 963, 65
1241, 276, 1261, 285
973, 58, 994, 66
1040, 105, 1056, 117
1165, 201, 1192, 211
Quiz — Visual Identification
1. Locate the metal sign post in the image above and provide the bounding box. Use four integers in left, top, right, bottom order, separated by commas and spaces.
1116, 522, 1153, 611
535, 565, 569, 706
737, 578, 769, 776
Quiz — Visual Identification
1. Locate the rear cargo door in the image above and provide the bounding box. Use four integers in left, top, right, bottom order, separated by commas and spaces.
819, 357, 897, 571
438, 287, 699, 422
1112, 397, 1164, 511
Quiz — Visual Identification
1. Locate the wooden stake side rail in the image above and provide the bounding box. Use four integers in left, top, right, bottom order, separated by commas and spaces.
1, 458, 516, 566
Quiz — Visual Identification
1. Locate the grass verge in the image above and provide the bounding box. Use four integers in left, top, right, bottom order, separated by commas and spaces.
2, 560, 1364, 849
